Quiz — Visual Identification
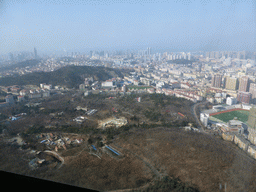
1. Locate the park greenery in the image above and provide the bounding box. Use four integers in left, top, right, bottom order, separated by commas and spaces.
0, 65, 126, 88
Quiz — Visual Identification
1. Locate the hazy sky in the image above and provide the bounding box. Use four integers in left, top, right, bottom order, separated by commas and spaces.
0, 0, 255, 54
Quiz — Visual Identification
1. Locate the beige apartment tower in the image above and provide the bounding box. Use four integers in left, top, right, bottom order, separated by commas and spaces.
247, 107, 256, 145
211, 74, 222, 88
239, 76, 249, 92
225, 76, 238, 90
249, 83, 256, 99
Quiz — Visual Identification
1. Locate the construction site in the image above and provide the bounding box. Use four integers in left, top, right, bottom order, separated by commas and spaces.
98, 116, 128, 129
17, 127, 256, 192
20, 131, 127, 172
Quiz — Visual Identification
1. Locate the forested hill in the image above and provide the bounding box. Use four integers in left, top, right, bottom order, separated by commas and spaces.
0, 65, 127, 88
0, 59, 41, 71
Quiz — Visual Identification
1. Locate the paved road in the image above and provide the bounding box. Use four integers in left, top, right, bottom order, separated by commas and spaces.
191, 102, 256, 163
191, 101, 209, 132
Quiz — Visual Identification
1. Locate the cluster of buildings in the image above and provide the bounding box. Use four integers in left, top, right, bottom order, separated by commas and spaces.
37, 133, 83, 151
72, 108, 98, 123
0, 83, 70, 108
210, 74, 256, 104
71, 49, 256, 109
2, 49, 256, 107
2, 50, 256, 119
221, 132, 256, 159
200, 100, 256, 159
2, 49, 256, 161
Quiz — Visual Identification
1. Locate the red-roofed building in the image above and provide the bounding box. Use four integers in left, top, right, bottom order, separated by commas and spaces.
237, 91, 251, 104
181, 82, 192, 89
17, 95, 25, 102
10, 86, 20, 93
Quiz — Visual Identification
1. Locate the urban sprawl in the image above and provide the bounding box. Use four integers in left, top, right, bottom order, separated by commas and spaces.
1, 48, 256, 160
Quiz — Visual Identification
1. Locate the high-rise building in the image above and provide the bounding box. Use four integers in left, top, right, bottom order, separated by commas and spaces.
239, 76, 249, 92
249, 83, 256, 99
237, 52, 241, 59
34, 47, 38, 59
158, 53, 161, 61
237, 91, 251, 104
187, 52, 191, 60
225, 77, 238, 90
215, 51, 220, 59
167, 54, 173, 60
99, 51, 104, 56
211, 74, 222, 88
163, 52, 168, 58
89, 50, 93, 58
242, 51, 246, 59
147, 47, 151, 55
9, 53, 14, 61
17, 52, 25, 61
198, 63, 202, 72
247, 107, 256, 144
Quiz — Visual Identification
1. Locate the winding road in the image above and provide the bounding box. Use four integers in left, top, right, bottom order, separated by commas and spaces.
191, 101, 209, 132
190, 101, 256, 163
44, 150, 64, 169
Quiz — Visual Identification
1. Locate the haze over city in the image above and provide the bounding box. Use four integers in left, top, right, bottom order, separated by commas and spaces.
2, 1, 256, 191
0, 0, 255, 55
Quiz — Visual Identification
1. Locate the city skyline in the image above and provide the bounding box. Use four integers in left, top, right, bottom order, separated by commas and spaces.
1, 25, 256, 190
0, 0, 255, 54
2, 47, 255, 62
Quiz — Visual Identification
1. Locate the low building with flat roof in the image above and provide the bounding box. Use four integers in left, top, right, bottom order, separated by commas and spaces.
234, 134, 250, 151
248, 145, 256, 159
222, 132, 235, 142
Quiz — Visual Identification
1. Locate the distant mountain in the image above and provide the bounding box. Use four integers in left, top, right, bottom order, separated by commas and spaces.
0, 65, 127, 88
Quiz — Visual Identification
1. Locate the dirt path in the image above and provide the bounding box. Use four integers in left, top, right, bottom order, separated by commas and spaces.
67, 144, 88, 157
108, 137, 163, 192
44, 150, 64, 169
112, 143, 162, 179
